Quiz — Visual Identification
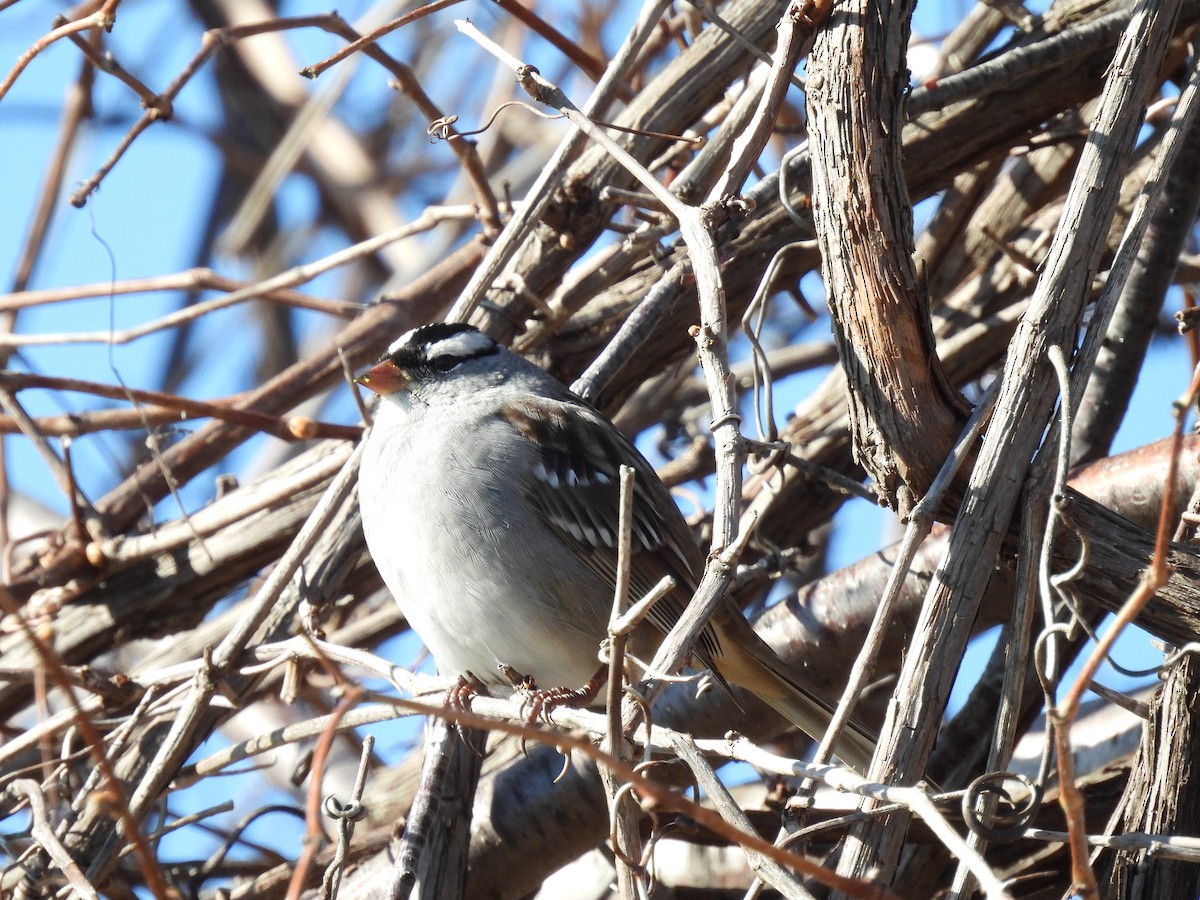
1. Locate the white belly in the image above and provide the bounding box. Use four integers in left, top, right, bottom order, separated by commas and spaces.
359, 403, 610, 692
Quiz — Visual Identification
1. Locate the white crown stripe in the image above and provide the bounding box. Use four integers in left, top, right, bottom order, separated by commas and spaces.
386, 325, 497, 362
426, 330, 496, 361
387, 326, 424, 356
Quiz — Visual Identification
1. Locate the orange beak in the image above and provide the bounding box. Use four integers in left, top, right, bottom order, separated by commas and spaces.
354, 359, 408, 396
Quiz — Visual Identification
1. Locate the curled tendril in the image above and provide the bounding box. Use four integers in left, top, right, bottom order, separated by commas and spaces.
322, 795, 366, 821
426, 103, 705, 146
427, 101, 565, 143
1049, 513, 1089, 590
425, 114, 460, 141
1034, 621, 1075, 694
1134, 640, 1200, 676
609, 778, 651, 868
961, 771, 1042, 843
620, 684, 656, 763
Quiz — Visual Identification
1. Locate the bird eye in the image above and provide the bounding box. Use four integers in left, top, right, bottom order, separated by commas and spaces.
428, 353, 463, 373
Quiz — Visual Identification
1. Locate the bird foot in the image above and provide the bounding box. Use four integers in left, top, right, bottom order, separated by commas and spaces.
499, 664, 609, 723
443, 673, 490, 756
447, 672, 489, 711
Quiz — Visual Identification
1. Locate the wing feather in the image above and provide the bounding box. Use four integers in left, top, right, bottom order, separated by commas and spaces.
500, 398, 720, 661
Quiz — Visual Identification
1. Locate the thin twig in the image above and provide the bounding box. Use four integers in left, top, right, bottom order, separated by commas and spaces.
671, 736, 809, 900
287, 687, 363, 900
123, 440, 365, 825
9, 780, 102, 899
332, 692, 902, 898
604, 465, 643, 899
445, 0, 672, 324
300, 0, 464, 80
321, 733, 373, 900
0, 1, 120, 103
0, 372, 360, 443
0, 212, 468, 348
810, 381, 1000, 773
0, 268, 363, 317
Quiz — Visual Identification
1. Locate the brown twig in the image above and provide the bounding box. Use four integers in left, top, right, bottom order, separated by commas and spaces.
299, 0, 465, 80
359, 694, 901, 899
0, 586, 172, 898
0, 372, 360, 443
1049, 364, 1193, 897
0, 212, 463, 349
285, 686, 363, 900
0, 0, 119, 104
10, 780, 101, 899
61, 18, 168, 113
493, 0, 627, 95
0, 269, 362, 317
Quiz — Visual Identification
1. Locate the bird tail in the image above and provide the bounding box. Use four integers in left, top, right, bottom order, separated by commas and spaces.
716, 627, 877, 774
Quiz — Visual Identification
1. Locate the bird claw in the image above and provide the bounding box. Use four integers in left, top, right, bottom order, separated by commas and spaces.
447, 672, 488, 711
446, 673, 490, 755
498, 664, 608, 724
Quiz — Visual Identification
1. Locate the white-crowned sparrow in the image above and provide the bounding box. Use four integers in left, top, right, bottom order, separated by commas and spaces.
356, 322, 874, 769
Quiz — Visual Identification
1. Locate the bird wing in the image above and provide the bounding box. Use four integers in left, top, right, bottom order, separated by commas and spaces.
495, 395, 879, 770
497, 397, 721, 662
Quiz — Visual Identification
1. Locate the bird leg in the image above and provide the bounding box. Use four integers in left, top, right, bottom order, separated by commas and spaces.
447, 672, 489, 711
446, 673, 491, 755
499, 664, 610, 723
